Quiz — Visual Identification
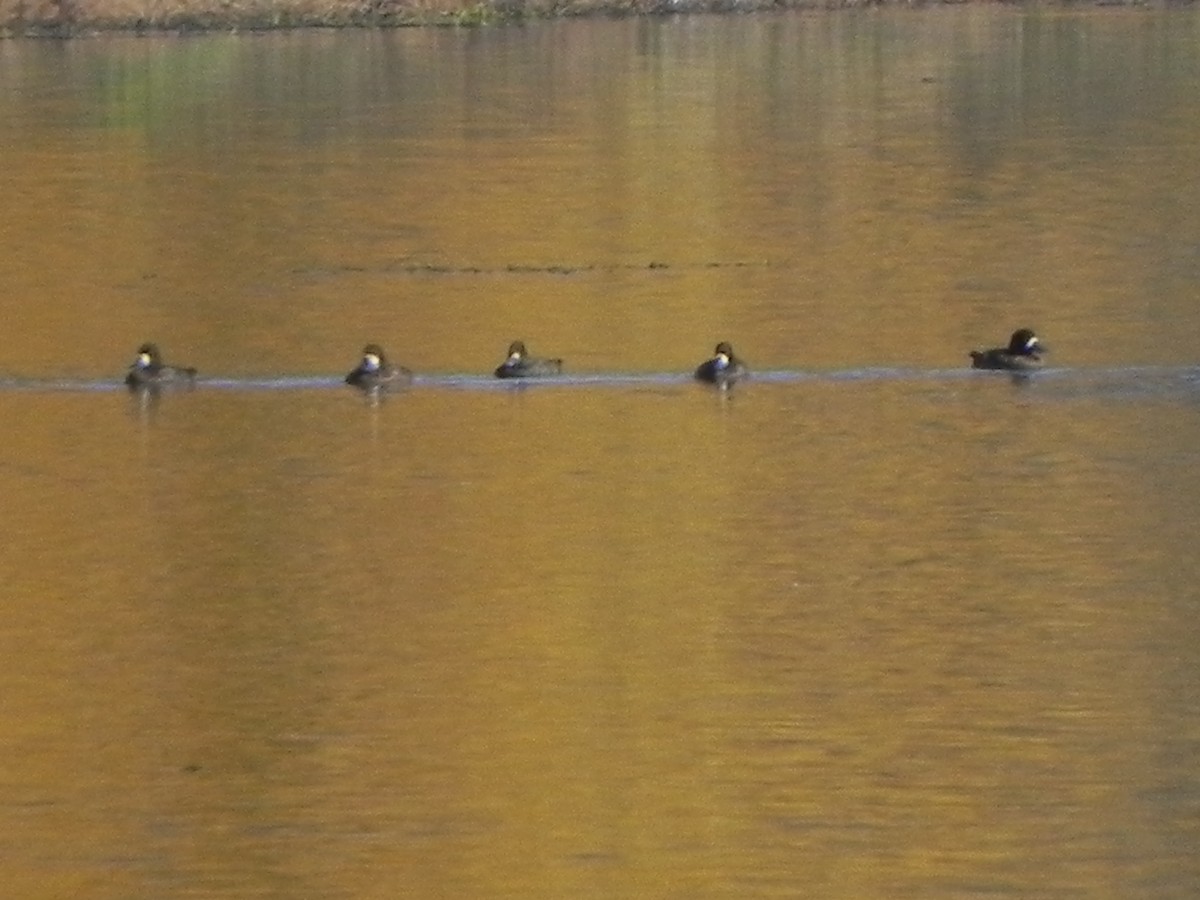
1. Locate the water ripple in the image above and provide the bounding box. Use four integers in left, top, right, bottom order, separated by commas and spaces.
0, 366, 1197, 393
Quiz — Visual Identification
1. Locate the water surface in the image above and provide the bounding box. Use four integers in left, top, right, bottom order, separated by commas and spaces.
2, 9, 1200, 898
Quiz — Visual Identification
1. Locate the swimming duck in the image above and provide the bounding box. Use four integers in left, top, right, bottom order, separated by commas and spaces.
124, 343, 197, 387
969, 329, 1047, 371
494, 340, 563, 379
694, 341, 747, 385
346, 343, 413, 389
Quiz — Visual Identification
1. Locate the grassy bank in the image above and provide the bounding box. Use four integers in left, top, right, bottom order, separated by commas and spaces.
3, 0, 815, 35
1, 0, 1186, 36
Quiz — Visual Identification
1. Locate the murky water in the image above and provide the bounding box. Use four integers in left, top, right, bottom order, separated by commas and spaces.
3, 8, 1200, 897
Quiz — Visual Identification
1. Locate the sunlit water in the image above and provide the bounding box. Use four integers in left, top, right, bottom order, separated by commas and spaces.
3, 8, 1200, 898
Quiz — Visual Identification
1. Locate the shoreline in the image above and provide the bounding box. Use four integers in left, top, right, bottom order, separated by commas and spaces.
1, 0, 1192, 38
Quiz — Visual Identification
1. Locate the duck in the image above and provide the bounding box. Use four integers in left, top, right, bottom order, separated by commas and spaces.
345, 343, 413, 389
124, 343, 197, 388
694, 341, 747, 385
969, 328, 1047, 372
494, 340, 563, 379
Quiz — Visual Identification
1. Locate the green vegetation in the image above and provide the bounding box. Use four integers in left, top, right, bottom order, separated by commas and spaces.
0, 0, 1182, 36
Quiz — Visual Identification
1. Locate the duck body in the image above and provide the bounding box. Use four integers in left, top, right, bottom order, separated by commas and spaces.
695, 342, 747, 385
494, 341, 563, 379
970, 329, 1047, 372
125, 343, 197, 388
346, 344, 413, 389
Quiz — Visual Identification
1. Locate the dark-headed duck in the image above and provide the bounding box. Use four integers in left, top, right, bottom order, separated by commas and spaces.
494, 340, 563, 379
694, 341, 747, 385
970, 329, 1047, 372
125, 343, 197, 388
346, 343, 413, 389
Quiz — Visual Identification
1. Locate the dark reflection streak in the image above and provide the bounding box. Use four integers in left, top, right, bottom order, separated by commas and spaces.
346, 383, 387, 410
127, 388, 156, 466
365, 391, 382, 442
0, 459, 93, 487
127, 384, 161, 429
290, 259, 776, 280
710, 381, 739, 411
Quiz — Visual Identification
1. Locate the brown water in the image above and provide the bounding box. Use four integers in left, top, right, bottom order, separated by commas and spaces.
3, 8, 1200, 898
